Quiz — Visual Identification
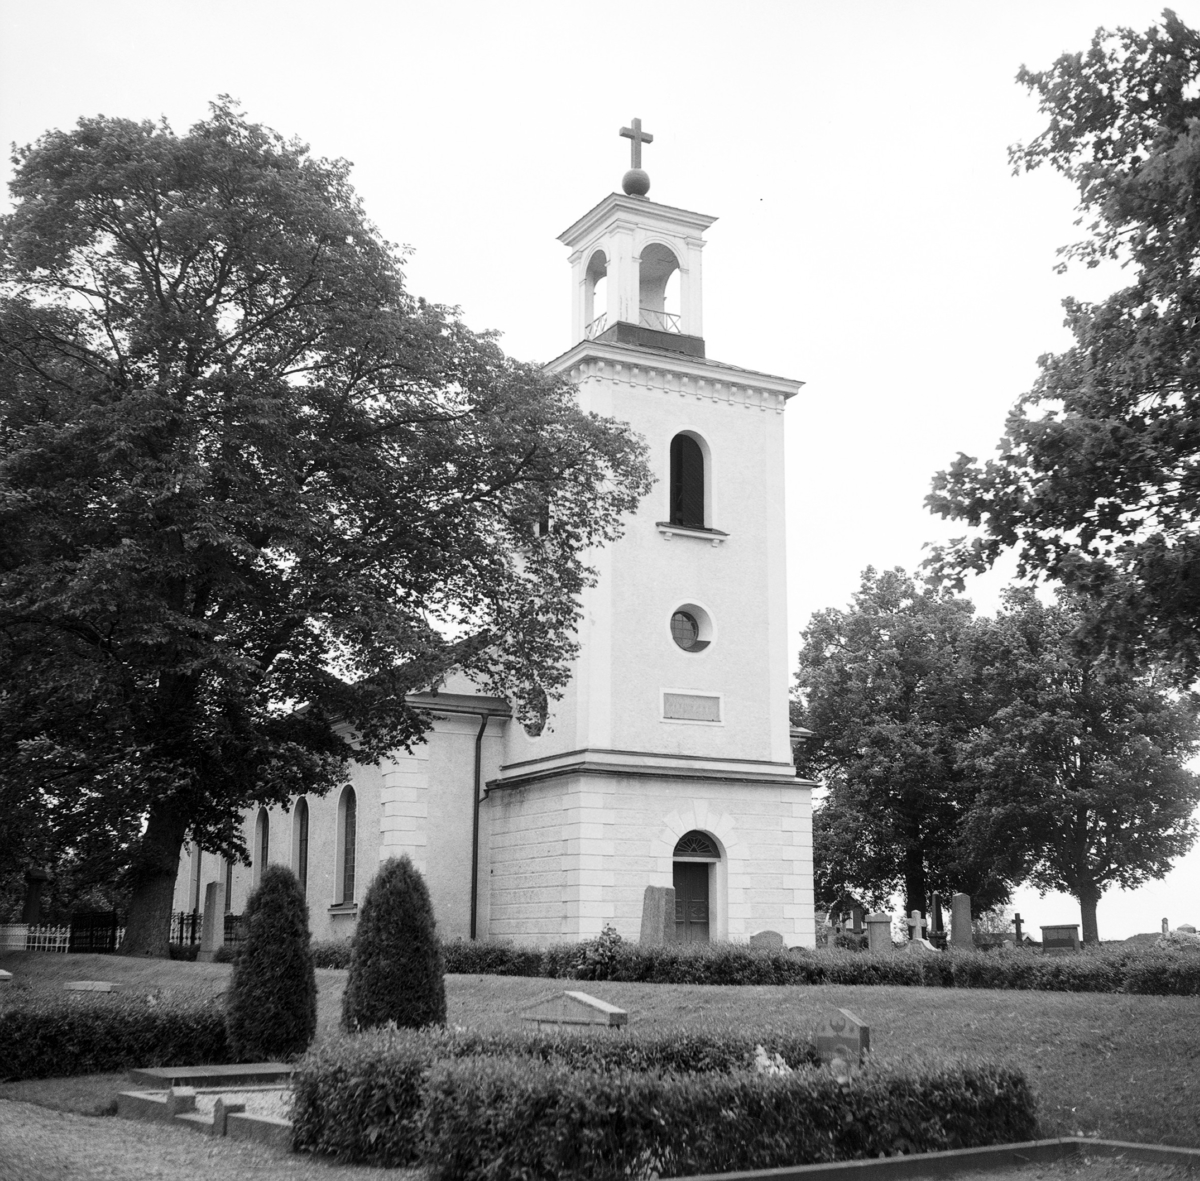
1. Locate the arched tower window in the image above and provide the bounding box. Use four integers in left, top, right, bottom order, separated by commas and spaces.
337, 787, 357, 905
670, 433, 706, 529
254, 809, 269, 888
639, 242, 680, 333
584, 249, 607, 338
672, 830, 719, 944
294, 797, 309, 898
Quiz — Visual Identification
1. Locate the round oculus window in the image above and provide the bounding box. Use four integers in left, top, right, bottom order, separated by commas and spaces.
671, 611, 700, 650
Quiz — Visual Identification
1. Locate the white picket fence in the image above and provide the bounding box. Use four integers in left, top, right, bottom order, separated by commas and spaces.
0, 923, 72, 952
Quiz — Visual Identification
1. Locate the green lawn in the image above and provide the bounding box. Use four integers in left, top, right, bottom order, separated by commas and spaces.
3, 951, 1198, 1150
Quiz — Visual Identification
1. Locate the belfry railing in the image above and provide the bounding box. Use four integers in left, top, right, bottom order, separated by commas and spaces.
584, 313, 608, 339
639, 308, 681, 333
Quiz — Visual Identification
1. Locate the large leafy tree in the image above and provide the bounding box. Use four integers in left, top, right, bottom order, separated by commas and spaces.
0, 102, 651, 955
962, 590, 1200, 943
927, 12, 1200, 674
793, 568, 1020, 920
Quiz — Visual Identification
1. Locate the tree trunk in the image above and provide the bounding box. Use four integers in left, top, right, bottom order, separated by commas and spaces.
1077, 885, 1101, 946
119, 801, 188, 957
902, 843, 927, 938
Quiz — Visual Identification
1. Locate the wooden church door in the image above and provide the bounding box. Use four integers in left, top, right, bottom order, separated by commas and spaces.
673, 861, 710, 943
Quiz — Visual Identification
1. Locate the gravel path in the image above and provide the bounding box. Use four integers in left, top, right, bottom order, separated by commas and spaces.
0, 1100, 413, 1181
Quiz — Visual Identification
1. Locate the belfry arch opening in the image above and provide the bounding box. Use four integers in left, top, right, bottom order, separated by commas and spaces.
673, 830, 719, 943
639, 242, 680, 333
585, 249, 608, 337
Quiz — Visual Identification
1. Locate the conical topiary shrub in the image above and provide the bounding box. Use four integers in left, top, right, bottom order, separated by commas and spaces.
341, 854, 446, 1031
226, 864, 317, 1061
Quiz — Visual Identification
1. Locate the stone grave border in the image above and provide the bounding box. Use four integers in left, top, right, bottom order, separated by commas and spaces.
117, 1062, 295, 1149
681, 1137, 1200, 1180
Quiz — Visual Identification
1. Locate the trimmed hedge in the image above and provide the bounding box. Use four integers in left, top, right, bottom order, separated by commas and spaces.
342, 855, 446, 1032
442, 938, 1200, 995
292, 1027, 1036, 1172
423, 1058, 1037, 1181
291, 1025, 821, 1164
0, 992, 229, 1081
226, 864, 317, 1062
311, 938, 353, 969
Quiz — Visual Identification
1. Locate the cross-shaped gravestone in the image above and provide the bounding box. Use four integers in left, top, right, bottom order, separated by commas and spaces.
906, 910, 928, 941
1013, 912, 1023, 942
620, 118, 654, 169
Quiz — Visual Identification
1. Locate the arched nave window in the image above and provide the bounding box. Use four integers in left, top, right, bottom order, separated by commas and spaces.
670, 434, 705, 529
294, 797, 310, 897
254, 808, 269, 888
337, 787, 357, 905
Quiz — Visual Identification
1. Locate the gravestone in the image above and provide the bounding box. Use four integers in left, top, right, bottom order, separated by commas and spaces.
639, 885, 675, 946
1179, 924, 1197, 934
0, 969, 11, 988
905, 910, 938, 952
197, 881, 225, 962
64, 980, 119, 992
815, 1008, 870, 1066
1013, 912, 1024, 943
164, 1086, 196, 1116
749, 929, 784, 949
851, 906, 864, 934
20, 869, 51, 925
211, 1097, 246, 1137
1040, 925, 1081, 955
1162, 917, 1170, 936
930, 892, 944, 938
951, 893, 973, 949
521, 990, 628, 1030
865, 912, 892, 953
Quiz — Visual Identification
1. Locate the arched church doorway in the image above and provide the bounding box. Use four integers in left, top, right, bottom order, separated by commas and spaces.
673, 830, 719, 943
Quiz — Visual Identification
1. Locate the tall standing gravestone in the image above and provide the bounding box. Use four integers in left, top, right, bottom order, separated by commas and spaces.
197, 880, 225, 962
951, 893, 973, 949
815, 1008, 870, 1066
865, 912, 892, 953
639, 886, 675, 946
1040, 925, 1081, 955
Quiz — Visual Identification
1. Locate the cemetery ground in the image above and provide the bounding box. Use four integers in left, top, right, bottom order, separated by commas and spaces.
1, 951, 1198, 1180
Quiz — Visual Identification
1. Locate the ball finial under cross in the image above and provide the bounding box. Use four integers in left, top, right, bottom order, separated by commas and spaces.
620, 118, 653, 198
622, 168, 650, 196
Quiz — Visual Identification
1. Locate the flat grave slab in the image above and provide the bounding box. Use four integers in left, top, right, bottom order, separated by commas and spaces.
63, 980, 119, 992
127, 1062, 293, 1088
521, 989, 628, 1028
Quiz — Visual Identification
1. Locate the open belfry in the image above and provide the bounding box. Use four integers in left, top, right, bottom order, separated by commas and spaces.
174, 121, 816, 948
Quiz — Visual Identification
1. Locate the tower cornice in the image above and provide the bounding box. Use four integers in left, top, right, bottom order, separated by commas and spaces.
546, 337, 803, 408
558, 193, 717, 251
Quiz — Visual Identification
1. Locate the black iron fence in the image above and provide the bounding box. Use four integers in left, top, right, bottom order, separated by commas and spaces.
67, 911, 121, 954
171, 909, 246, 948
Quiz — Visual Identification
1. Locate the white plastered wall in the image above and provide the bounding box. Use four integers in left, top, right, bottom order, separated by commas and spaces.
484, 771, 814, 946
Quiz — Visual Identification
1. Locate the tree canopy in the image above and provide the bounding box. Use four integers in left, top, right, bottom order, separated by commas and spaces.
927, 11, 1200, 674
793, 568, 1021, 919
0, 101, 652, 954
961, 589, 1200, 943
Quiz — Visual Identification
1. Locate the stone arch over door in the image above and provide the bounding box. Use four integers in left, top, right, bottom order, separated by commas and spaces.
655, 802, 736, 942
673, 830, 719, 943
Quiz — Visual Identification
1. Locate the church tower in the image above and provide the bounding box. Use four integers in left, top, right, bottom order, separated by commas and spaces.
479, 120, 815, 946
176, 121, 815, 952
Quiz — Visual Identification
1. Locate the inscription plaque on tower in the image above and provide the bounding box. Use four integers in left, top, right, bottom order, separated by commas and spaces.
663, 692, 721, 722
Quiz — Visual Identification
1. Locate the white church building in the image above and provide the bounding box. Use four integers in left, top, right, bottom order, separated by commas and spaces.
174, 123, 816, 948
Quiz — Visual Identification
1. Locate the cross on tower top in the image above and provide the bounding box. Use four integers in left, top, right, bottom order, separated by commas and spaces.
620, 117, 654, 169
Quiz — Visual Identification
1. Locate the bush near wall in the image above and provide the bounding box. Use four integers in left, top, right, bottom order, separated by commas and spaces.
310, 939, 353, 969
443, 938, 1200, 995
0, 992, 229, 1081
291, 1025, 821, 1164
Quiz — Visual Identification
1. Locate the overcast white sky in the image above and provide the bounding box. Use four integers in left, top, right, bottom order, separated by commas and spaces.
1, 0, 1195, 939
